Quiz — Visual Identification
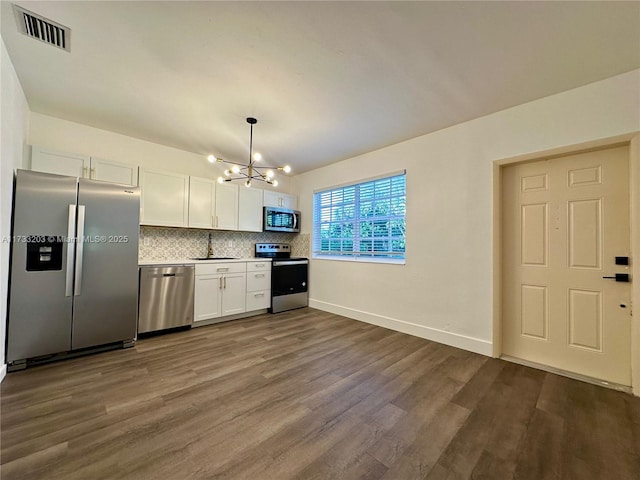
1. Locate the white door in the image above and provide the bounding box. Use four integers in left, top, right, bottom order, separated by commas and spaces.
194, 274, 222, 322
31, 146, 90, 178
502, 146, 631, 385
90, 158, 138, 185
139, 168, 189, 227
281, 193, 298, 210
188, 177, 215, 229
221, 273, 246, 316
238, 187, 263, 232
214, 182, 239, 230
263, 190, 280, 208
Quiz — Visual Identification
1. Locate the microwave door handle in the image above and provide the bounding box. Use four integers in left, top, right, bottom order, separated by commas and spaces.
293, 212, 298, 231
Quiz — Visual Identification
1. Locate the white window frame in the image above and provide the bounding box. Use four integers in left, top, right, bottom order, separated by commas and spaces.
312, 170, 406, 264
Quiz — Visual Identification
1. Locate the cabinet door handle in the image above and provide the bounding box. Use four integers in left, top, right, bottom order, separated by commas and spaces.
90, 167, 96, 179
254, 293, 265, 297
212, 215, 215, 228
219, 277, 223, 289
217, 267, 229, 272
224, 276, 226, 289
255, 273, 265, 278
83, 165, 89, 178
255, 263, 264, 267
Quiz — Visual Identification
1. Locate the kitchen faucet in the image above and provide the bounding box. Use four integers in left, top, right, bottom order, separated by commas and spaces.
207, 233, 213, 258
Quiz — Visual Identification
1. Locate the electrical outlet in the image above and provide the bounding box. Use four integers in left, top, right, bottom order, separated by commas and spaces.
227, 240, 234, 248
143, 237, 152, 246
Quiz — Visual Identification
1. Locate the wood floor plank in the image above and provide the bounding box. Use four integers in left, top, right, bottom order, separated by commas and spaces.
2, 307, 640, 480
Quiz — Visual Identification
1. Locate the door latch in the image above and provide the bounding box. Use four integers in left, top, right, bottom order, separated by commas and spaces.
602, 273, 630, 282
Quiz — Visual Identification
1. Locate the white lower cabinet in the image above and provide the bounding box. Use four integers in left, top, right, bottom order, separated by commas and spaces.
221, 272, 247, 316
194, 274, 222, 321
246, 261, 271, 311
246, 289, 270, 311
194, 263, 246, 323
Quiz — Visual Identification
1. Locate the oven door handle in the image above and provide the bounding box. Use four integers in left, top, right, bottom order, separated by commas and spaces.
273, 260, 308, 267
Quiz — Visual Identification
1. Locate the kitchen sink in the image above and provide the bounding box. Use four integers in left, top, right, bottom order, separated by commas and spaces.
189, 257, 237, 260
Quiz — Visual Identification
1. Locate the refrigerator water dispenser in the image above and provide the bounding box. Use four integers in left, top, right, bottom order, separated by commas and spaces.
26, 239, 63, 271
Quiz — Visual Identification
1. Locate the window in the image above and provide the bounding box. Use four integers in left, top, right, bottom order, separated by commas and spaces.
313, 172, 406, 262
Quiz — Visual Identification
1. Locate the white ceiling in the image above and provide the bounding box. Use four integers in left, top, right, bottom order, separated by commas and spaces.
2, 1, 639, 173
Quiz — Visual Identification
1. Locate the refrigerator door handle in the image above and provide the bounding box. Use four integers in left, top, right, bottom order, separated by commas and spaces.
65, 204, 77, 297
74, 205, 86, 296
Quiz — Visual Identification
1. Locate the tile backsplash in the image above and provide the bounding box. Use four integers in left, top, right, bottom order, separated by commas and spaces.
139, 226, 310, 260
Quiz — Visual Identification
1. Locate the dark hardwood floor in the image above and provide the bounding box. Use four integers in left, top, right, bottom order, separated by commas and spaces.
2, 307, 639, 479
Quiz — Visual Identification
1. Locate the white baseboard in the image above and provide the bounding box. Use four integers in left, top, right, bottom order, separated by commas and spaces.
309, 299, 493, 356
0, 363, 6, 383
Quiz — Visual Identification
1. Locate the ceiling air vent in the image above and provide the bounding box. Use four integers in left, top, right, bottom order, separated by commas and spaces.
13, 4, 70, 52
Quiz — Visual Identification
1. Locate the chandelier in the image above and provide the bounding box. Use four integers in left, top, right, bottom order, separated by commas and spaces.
208, 117, 291, 188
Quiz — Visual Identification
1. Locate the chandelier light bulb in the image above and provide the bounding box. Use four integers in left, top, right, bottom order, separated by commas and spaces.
282, 165, 292, 174
245, 179, 252, 188
266, 170, 274, 179
231, 165, 241, 174
272, 180, 279, 187
224, 169, 231, 176
217, 177, 224, 184
253, 152, 262, 162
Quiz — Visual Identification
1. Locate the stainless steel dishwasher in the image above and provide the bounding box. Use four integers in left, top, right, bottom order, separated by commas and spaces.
138, 265, 195, 334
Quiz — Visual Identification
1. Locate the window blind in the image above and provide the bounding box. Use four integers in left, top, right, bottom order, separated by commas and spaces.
313, 173, 406, 260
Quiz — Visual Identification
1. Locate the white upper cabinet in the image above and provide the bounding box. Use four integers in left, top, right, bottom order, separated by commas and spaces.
281, 193, 297, 210
263, 190, 298, 210
188, 177, 216, 229
238, 187, 263, 232
214, 182, 239, 230
139, 168, 189, 227
31, 146, 90, 178
30, 146, 138, 186
89, 157, 138, 186
188, 179, 238, 230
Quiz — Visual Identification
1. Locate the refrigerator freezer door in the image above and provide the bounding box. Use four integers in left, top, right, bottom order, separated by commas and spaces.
7, 170, 78, 363
71, 179, 140, 349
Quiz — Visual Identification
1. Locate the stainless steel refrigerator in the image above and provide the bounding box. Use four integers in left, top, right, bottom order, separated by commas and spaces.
7, 169, 140, 370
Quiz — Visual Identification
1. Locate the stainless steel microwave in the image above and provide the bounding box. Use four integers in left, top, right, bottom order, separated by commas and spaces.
264, 206, 300, 233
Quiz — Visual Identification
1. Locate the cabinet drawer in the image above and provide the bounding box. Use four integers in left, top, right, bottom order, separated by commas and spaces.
195, 262, 246, 275
246, 290, 270, 311
247, 270, 271, 291
247, 261, 271, 272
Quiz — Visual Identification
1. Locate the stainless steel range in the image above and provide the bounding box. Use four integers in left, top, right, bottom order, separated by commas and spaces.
255, 243, 308, 313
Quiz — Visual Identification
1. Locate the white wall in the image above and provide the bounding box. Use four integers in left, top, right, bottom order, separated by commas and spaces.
29, 113, 295, 192
0, 39, 30, 381
294, 69, 640, 356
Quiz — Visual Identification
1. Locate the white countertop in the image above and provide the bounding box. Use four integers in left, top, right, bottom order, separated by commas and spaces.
138, 257, 272, 266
